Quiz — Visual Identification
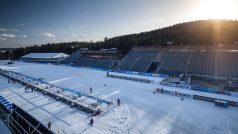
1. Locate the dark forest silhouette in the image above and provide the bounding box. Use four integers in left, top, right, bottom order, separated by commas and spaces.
1, 20, 238, 60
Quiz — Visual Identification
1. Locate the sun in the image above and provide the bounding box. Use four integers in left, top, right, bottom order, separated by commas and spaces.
192, 0, 238, 20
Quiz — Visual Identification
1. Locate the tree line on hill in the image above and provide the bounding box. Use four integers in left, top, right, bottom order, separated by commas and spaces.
1, 19, 238, 60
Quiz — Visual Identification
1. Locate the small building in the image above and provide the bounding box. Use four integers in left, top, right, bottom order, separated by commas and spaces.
20, 53, 69, 63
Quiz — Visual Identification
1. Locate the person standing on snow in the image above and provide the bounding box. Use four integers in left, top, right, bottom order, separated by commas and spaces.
90, 87, 92, 94
117, 99, 120, 106
89, 118, 94, 126
47, 121, 52, 130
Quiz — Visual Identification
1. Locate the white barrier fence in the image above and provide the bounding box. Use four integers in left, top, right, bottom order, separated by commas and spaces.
160, 82, 191, 89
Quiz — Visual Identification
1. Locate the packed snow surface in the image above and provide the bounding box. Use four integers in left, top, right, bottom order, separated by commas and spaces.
0, 62, 238, 134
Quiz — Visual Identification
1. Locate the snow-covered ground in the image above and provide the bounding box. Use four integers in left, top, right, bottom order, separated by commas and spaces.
0, 62, 238, 134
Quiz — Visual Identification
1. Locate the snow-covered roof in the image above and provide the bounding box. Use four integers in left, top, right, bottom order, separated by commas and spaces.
21, 53, 69, 59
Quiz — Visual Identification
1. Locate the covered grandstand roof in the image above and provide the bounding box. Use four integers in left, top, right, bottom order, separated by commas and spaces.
21, 53, 69, 59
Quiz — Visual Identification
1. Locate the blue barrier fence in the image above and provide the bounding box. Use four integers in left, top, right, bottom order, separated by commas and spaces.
0, 95, 13, 112
62, 87, 109, 104
191, 85, 218, 93
191, 85, 230, 95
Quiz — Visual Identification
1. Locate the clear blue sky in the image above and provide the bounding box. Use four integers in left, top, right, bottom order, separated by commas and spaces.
0, 0, 237, 48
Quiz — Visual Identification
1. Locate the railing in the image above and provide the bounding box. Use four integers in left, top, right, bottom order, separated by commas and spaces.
0, 96, 54, 134
107, 73, 155, 83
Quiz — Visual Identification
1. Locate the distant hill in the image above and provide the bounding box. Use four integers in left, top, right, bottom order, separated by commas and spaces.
135, 19, 238, 45
107, 19, 238, 47
2, 19, 238, 60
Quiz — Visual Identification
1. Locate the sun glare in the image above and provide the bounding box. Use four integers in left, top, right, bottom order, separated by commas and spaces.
192, 0, 238, 20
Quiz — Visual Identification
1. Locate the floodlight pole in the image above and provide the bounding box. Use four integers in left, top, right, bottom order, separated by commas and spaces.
8, 51, 12, 61
12, 51, 14, 61
8, 51, 10, 61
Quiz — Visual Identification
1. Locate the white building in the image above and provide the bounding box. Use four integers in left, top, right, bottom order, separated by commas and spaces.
20, 53, 69, 63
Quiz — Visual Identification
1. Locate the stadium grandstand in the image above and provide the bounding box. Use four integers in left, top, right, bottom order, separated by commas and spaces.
20, 53, 69, 63
156, 45, 238, 79
57, 45, 238, 81
73, 48, 123, 69
59, 49, 81, 64
115, 47, 160, 73
155, 44, 238, 91
19, 44, 238, 92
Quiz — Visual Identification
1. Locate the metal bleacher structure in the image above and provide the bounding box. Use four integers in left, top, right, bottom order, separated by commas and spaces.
59, 47, 161, 72
58, 45, 238, 82
156, 45, 238, 80
71, 49, 121, 69
59, 49, 81, 64
115, 47, 160, 72
75, 58, 117, 69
